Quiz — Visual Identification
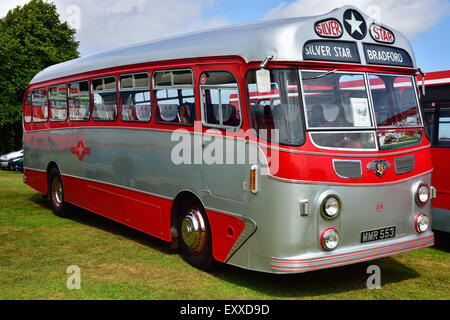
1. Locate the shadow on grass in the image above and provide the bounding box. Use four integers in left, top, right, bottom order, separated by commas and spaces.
69, 206, 174, 256
433, 230, 450, 253
29, 193, 52, 210
208, 257, 420, 298
29, 194, 174, 256
30, 195, 421, 297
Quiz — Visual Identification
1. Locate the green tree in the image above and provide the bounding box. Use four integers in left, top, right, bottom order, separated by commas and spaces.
0, 0, 79, 155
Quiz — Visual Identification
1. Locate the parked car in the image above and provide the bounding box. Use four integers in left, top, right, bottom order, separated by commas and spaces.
0, 150, 23, 170
8, 155, 24, 172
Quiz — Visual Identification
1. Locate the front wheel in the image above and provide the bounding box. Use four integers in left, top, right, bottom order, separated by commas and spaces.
48, 168, 69, 218
178, 203, 214, 270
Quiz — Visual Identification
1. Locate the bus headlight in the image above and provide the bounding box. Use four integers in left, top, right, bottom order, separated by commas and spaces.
415, 183, 430, 206
320, 228, 340, 251
321, 195, 342, 220
415, 213, 430, 234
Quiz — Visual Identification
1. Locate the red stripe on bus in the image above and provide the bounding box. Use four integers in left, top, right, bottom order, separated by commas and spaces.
271, 240, 434, 272
271, 235, 433, 264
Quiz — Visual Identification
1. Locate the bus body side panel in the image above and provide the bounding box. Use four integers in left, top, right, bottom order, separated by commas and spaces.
430, 147, 450, 232
23, 127, 255, 261
61, 174, 171, 240
23, 167, 47, 194
430, 147, 450, 211
23, 127, 206, 242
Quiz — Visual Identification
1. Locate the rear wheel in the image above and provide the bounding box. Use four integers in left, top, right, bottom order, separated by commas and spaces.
48, 168, 69, 218
178, 202, 214, 270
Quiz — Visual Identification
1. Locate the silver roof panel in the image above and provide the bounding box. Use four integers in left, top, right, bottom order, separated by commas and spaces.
30, 5, 416, 85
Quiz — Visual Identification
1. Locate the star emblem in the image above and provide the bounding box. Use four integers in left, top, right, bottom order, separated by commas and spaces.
345, 12, 363, 36
343, 9, 367, 40
78, 144, 84, 158
70, 141, 91, 162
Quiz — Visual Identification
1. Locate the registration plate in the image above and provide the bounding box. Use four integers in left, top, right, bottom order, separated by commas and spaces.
361, 226, 396, 243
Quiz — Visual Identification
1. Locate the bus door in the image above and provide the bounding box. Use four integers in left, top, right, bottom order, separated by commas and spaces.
199, 70, 248, 204
423, 101, 450, 209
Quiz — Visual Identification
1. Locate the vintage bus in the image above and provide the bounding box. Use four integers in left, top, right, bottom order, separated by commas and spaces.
419, 70, 450, 233
23, 5, 435, 273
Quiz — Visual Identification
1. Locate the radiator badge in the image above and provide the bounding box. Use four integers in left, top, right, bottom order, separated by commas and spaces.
367, 160, 391, 177
71, 141, 91, 162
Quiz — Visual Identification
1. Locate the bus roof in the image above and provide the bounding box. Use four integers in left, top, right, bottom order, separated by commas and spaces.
418, 70, 450, 86
30, 5, 416, 85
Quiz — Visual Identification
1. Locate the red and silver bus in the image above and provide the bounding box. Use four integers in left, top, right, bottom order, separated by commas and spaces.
23, 6, 435, 273
419, 70, 450, 233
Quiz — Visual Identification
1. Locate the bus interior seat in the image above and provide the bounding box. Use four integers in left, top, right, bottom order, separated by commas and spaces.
252, 104, 265, 129
222, 104, 240, 127
263, 105, 274, 130
206, 103, 220, 125
400, 87, 417, 112
128, 105, 138, 121
186, 102, 196, 121
309, 104, 326, 127
272, 105, 288, 142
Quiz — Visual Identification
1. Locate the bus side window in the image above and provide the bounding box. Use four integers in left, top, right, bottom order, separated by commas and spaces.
438, 109, 450, 146
200, 71, 241, 129
153, 69, 195, 125
49, 84, 68, 122
92, 76, 118, 121
32, 87, 48, 123
119, 73, 151, 122
69, 80, 90, 121
24, 91, 32, 123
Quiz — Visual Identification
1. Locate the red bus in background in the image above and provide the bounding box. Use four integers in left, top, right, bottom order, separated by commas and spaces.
419, 70, 450, 232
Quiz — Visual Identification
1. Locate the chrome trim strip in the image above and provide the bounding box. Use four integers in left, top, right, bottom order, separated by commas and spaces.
23, 126, 430, 158
271, 234, 434, 273
268, 168, 433, 186
309, 131, 378, 152
23, 167, 46, 173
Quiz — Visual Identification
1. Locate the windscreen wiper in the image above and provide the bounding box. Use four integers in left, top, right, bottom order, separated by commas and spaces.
302, 69, 337, 81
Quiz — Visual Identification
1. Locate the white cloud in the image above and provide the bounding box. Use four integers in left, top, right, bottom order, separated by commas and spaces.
264, 0, 450, 39
56, 0, 228, 56
1, 0, 228, 56
0, 0, 29, 17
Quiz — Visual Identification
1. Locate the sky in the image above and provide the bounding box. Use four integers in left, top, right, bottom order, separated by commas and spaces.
1, 0, 449, 72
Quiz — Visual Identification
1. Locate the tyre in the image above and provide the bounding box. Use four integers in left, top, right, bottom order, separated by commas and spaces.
47, 167, 69, 218
177, 201, 214, 270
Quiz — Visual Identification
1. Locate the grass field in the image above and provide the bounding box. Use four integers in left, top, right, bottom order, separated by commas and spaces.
0, 169, 449, 300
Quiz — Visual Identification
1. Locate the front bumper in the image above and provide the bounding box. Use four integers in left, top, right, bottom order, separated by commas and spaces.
270, 233, 434, 273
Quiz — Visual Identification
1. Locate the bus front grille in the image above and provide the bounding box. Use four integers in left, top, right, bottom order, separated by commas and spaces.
395, 155, 415, 174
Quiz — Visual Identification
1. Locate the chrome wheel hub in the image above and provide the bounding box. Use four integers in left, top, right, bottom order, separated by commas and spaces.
51, 178, 63, 208
181, 208, 206, 254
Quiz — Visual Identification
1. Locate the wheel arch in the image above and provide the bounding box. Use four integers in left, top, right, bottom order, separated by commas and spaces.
170, 190, 207, 243
43, 161, 62, 196
46, 160, 62, 176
